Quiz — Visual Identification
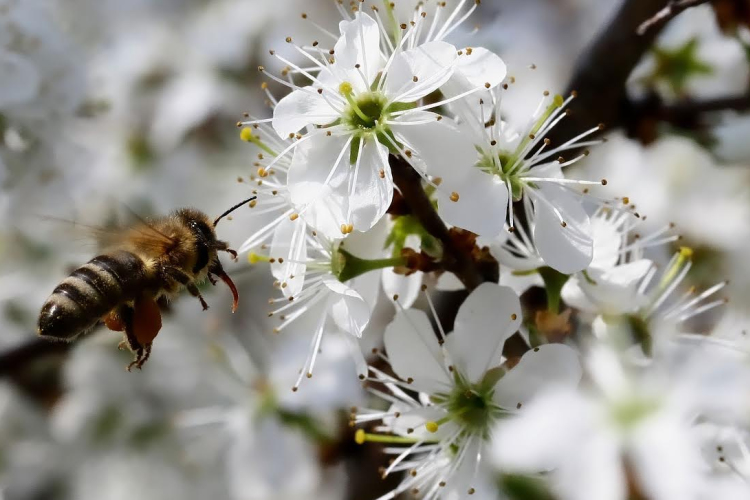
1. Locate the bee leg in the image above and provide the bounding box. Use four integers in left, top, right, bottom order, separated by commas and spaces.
187, 283, 209, 311
207, 273, 218, 286
135, 343, 152, 370
215, 240, 238, 261
164, 266, 208, 311
119, 305, 144, 372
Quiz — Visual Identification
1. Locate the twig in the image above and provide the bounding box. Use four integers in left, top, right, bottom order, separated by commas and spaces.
389, 156, 492, 290
545, 0, 671, 147
637, 0, 711, 36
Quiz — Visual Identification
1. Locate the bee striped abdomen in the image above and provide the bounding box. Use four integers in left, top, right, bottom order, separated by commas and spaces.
38, 250, 147, 340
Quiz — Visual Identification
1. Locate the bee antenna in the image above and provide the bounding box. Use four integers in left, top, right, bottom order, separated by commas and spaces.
214, 196, 257, 227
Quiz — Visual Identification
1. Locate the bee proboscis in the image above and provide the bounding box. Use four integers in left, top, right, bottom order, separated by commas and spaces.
37, 198, 255, 371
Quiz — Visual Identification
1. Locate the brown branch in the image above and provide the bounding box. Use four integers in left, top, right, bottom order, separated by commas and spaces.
389, 156, 497, 290
546, 0, 672, 146
637, 0, 712, 35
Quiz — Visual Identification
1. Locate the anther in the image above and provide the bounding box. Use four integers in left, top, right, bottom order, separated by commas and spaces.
289, 213, 299, 221
601, 179, 608, 185
449, 192, 460, 202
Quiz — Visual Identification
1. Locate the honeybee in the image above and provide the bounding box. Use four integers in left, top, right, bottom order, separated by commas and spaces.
37, 198, 255, 371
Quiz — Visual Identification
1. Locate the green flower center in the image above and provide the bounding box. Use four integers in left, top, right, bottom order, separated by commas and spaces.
437, 375, 504, 437
345, 92, 387, 130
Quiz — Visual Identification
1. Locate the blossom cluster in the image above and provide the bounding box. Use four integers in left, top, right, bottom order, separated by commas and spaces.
224, 1, 750, 499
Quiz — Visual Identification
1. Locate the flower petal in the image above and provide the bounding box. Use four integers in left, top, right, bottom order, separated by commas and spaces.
442, 47, 507, 98
333, 13, 382, 91
491, 388, 594, 473
382, 269, 423, 309
532, 183, 593, 274
436, 168, 508, 237
391, 112, 477, 183
575, 260, 653, 314
445, 283, 522, 383
383, 41, 457, 102
348, 138, 393, 233
269, 217, 308, 298
493, 344, 582, 410
288, 133, 350, 239
272, 89, 339, 137
384, 309, 452, 394
324, 278, 371, 337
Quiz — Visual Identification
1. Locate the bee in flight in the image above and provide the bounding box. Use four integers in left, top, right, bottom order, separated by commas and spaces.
37, 198, 255, 371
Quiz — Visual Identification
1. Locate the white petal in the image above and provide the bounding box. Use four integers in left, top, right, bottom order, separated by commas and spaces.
272, 89, 339, 137
391, 112, 477, 182
445, 283, 522, 383
348, 138, 393, 233
589, 214, 625, 269
532, 184, 593, 274
269, 217, 308, 298
436, 169, 508, 237
288, 133, 350, 239
629, 413, 704, 500
384, 41, 457, 102
560, 278, 600, 314
382, 269, 423, 309
226, 415, 320, 499
493, 344, 582, 409
333, 13, 382, 91
455, 47, 507, 89
491, 388, 594, 473
384, 309, 452, 394
324, 278, 371, 337
442, 47, 507, 100
576, 260, 653, 314
0, 51, 40, 107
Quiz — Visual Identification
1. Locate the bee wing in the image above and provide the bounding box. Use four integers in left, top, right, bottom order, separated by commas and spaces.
36, 206, 177, 253
117, 206, 178, 253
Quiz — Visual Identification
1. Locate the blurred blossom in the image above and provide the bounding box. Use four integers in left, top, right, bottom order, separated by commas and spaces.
578, 133, 750, 251
492, 342, 750, 500
629, 4, 749, 101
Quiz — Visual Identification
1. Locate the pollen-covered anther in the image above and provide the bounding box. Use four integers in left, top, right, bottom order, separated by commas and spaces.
339, 81, 353, 95
622, 196, 630, 204
285, 36, 292, 43
484, 82, 491, 88
468, 488, 476, 495
450, 192, 460, 202
249, 200, 257, 208
240, 127, 254, 142
379, 169, 385, 179
289, 213, 299, 221
425, 421, 439, 433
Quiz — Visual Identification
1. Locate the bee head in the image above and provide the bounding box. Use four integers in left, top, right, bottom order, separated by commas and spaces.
174, 209, 221, 274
